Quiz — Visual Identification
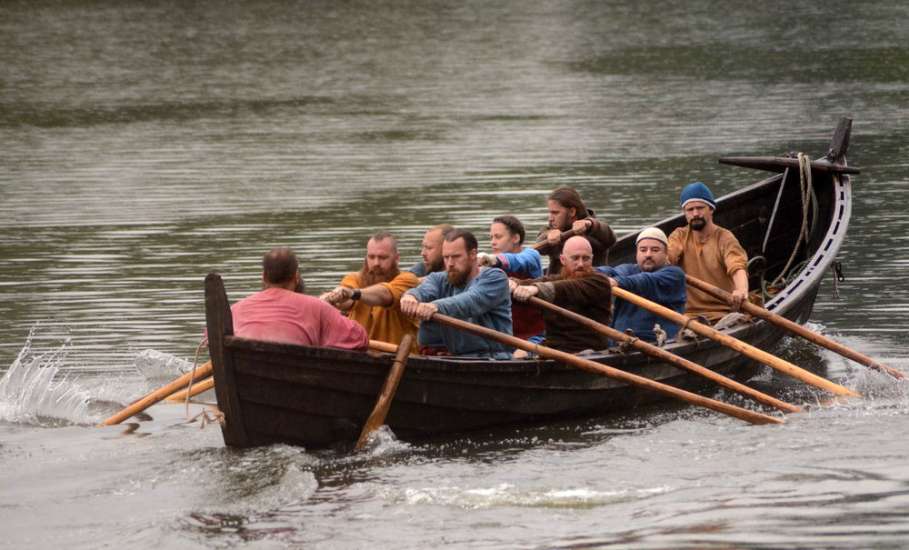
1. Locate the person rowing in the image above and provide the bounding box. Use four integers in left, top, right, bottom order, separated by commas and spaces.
512, 236, 612, 354
400, 229, 513, 358
667, 182, 749, 324
408, 223, 454, 277
477, 215, 545, 343
229, 247, 368, 350
596, 227, 686, 344
535, 187, 616, 276
321, 231, 419, 349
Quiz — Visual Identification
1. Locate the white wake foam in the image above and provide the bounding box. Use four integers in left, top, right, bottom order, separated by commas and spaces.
0, 328, 92, 426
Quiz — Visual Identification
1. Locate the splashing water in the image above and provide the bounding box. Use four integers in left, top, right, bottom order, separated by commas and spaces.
0, 328, 92, 426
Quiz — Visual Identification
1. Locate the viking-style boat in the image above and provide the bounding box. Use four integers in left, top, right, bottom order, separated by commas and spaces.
205, 119, 856, 449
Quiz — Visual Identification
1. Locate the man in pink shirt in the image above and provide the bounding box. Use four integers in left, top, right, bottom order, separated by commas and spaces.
230, 247, 368, 351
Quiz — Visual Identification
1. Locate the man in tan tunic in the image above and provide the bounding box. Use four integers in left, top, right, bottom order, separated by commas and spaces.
667, 182, 748, 323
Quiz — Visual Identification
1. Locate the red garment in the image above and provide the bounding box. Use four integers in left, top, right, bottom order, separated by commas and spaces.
231, 288, 368, 350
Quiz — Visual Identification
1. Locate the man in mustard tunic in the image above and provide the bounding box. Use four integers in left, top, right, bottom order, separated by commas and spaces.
668, 182, 748, 323
321, 231, 419, 348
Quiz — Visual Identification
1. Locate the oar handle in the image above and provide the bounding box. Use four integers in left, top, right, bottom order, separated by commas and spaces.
532, 228, 585, 251
611, 286, 859, 397
685, 275, 904, 380
429, 312, 782, 425
526, 297, 800, 413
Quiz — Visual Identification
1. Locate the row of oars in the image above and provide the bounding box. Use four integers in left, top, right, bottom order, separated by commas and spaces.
101, 275, 902, 446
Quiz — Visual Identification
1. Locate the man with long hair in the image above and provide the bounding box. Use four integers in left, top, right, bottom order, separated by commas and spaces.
535, 187, 616, 276
322, 231, 419, 348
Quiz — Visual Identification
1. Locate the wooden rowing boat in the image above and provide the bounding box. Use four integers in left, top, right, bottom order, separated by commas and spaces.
205, 119, 855, 449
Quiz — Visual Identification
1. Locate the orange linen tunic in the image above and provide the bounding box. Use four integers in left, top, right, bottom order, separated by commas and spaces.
667, 226, 748, 322
341, 271, 419, 349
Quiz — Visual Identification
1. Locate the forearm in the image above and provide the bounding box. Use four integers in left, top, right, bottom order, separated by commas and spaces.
732, 269, 748, 294
359, 284, 394, 307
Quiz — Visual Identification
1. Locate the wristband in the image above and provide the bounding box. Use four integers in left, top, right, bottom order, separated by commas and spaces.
351, 288, 362, 301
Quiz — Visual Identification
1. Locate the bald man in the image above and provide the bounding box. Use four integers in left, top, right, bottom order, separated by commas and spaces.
512, 236, 612, 353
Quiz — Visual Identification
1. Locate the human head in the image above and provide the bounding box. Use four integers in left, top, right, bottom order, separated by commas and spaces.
361, 231, 400, 286
680, 182, 716, 232
262, 247, 301, 290
421, 224, 454, 273
489, 215, 525, 254
442, 229, 479, 287
635, 227, 669, 272
559, 236, 594, 278
547, 187, 588, 231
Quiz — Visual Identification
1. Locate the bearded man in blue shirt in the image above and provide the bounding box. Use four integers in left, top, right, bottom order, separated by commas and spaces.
401, 229, 513, 358
597, 227, 686, 343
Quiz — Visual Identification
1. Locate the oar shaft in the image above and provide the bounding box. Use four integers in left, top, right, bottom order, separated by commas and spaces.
100, 361, 214, 426
611, 287, 859, 397
527, 297, 800, 413
356, 334, 415, 450
165, 376, 215, 402
685, 274, 904, 380
431, 313, 782, 425
532, 229, 584, 251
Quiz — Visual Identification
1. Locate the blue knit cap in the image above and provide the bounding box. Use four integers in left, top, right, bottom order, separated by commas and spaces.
679, 181, 717, 211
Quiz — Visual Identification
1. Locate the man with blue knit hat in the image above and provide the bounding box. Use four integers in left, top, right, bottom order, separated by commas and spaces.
668, 182, 749, 323
597, 227, 686, 343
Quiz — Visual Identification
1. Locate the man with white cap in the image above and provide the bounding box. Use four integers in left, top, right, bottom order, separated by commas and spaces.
667, 182, 748, 323
597, 227, 686, 343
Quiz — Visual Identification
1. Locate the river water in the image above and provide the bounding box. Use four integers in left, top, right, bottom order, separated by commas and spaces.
2, 1, 908, 548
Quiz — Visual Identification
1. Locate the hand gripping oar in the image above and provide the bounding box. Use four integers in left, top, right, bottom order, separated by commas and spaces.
100, 361, 214, 425
684, 274, 904, 380
356, 334, 415, 450
610, 287, 860, 397
525, 297, 800, 413
429, 312, 783, 425
532, 228, 585, 251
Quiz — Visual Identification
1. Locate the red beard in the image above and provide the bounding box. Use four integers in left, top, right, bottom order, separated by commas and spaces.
359, 263, 399, 287
562, 264, 594, 279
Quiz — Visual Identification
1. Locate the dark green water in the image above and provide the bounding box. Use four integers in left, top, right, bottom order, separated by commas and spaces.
1, 1, 908, 548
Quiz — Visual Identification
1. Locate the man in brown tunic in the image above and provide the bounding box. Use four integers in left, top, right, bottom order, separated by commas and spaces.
512, 236, 612, 353
668, 182, 748, 323
535, 187, 616, 276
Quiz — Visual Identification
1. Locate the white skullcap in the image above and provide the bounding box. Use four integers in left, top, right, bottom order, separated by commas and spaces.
635, 227, 669, 247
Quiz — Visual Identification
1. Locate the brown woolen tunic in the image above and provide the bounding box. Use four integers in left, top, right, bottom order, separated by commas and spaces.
530, 272, 613, 353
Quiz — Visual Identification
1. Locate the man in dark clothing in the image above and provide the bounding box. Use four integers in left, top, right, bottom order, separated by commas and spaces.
512, 236, 612, 353
597, 227, 686, 343
535, 187, 616, 276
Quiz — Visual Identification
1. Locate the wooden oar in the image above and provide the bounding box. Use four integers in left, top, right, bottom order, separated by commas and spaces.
610, 287, 860, 397
356, 334, 415, 450
526, 297, 800, 413
684, 274, 905, 380
165, 376, 215, 403
368, 339, 400, 353
100, 361, 214, 426
428, 312, 783, 425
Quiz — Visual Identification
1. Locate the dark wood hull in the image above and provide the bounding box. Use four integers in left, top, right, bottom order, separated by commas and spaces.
205, 122, 853, 450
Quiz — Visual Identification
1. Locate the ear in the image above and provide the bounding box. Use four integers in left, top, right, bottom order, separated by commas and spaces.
569, 207, 577, 220
510, 233, 520, 246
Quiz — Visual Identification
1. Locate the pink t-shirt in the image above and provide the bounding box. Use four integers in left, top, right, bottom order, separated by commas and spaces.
230, 288, 368, 350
